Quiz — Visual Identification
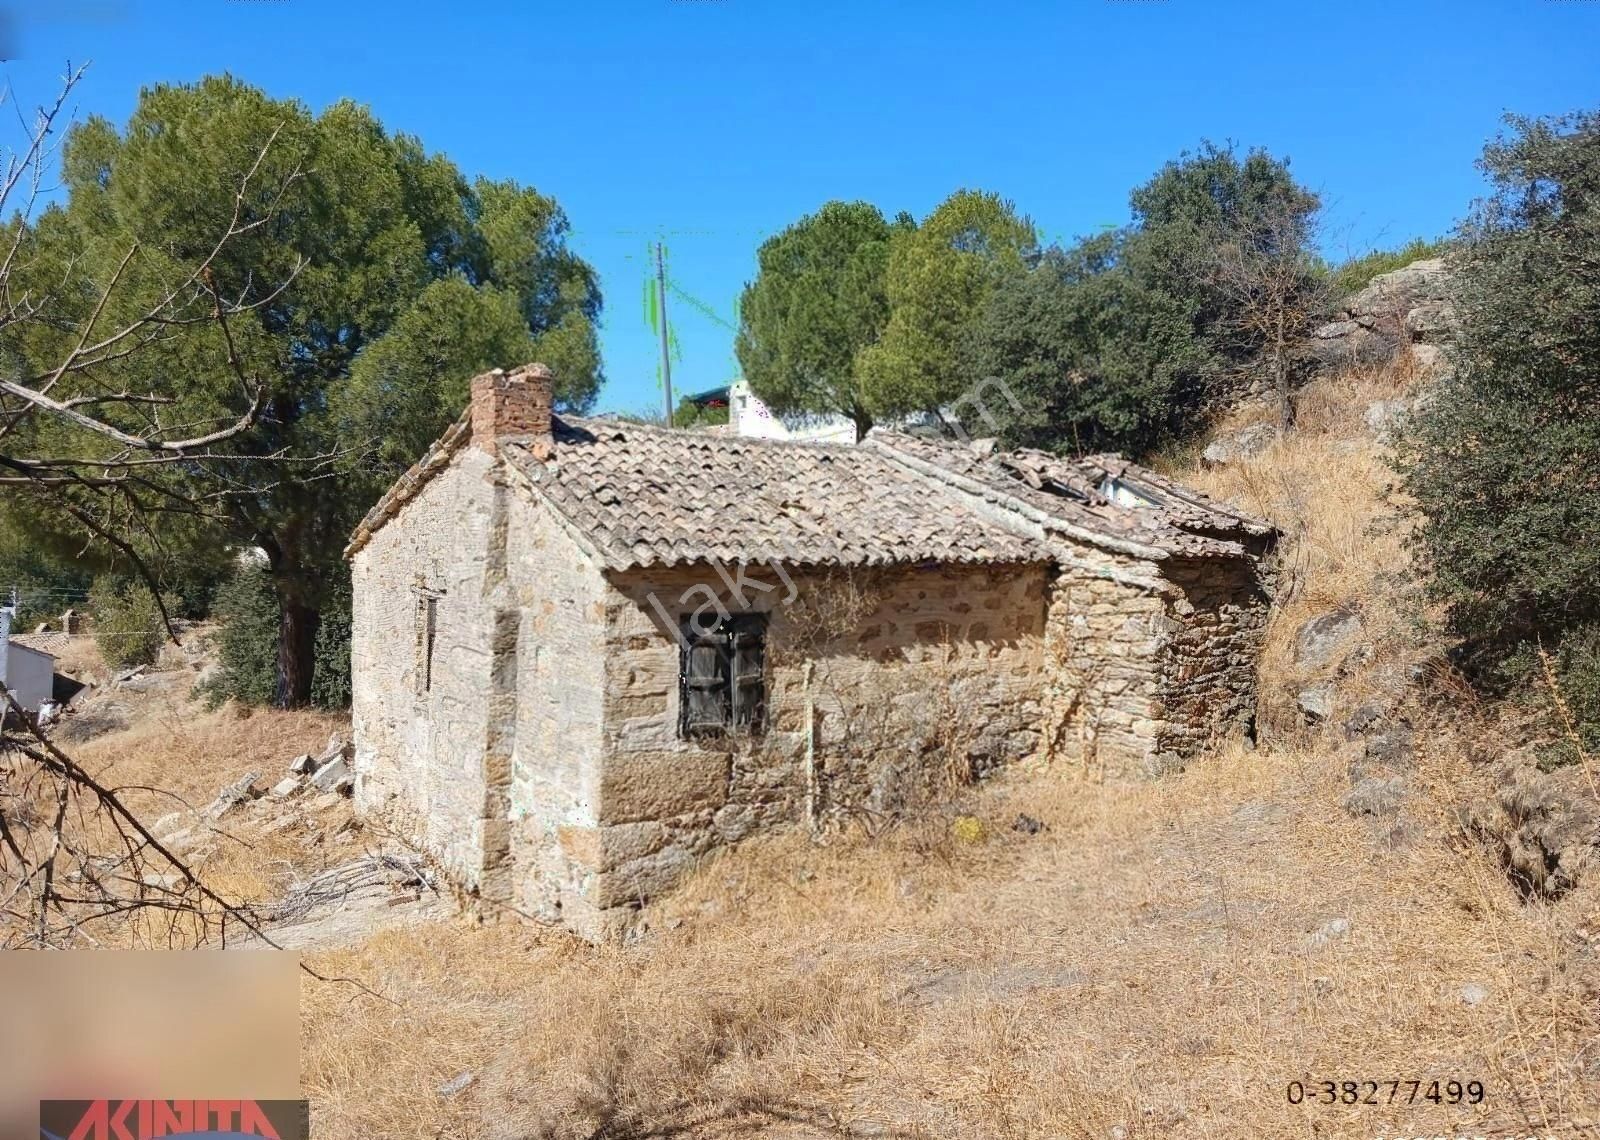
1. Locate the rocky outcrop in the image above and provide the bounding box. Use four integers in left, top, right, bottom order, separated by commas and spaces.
1201, 423, 1279, 469
1310, 258, 1454, 373
1295, 609, 1365, 671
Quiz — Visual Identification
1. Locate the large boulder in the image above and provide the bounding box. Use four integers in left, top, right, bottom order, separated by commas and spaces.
1310, 258, 1454, 373
1201, 423, 1279, 469
1294, 609, 1365, 671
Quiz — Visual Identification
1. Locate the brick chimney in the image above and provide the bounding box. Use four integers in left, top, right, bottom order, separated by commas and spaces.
470, 362, 555, 460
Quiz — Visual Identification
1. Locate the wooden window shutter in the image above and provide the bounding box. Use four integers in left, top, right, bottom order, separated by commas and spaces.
680, 622, 731, 736
677, 613, 768, 737
730, 616, 766, 730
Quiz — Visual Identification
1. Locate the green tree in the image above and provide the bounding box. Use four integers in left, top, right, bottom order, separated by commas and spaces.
859, 191, 1036, 423
4, 75, 603, 706
965, 237, 1212, 454
334, 277, 538, 470
1124, 141, 1321, 396
736, 202, 907, 439
963, 144, 1320, 455
1398, 111, 1600, 732
671, 393, 731, 429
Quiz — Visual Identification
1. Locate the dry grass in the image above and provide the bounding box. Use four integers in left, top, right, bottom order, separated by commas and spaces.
1168, 360, 1433, 734
63, 671, 349, 908
28, 354, 1598, 1135
294, 354, 1597, 1138
71, 700, 344, 824
300, 740, 1600, 1138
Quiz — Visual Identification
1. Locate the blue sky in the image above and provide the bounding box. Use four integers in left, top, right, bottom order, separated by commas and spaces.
7, 0, 1599, 416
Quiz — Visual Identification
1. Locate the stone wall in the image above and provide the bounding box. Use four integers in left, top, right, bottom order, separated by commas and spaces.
1040, 543, 1273, 778
352, 456, 615, 928
500, 486, 608, 933
1156, 556, 1275, 761
1041, 547, 1168, 777
351, 449, 502, 888
568, 561, 1051, 933
352, 447, 1273, 938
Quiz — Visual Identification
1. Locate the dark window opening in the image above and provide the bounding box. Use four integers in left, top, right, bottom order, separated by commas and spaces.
679, 613, 767, 737
414, 589, 441, 695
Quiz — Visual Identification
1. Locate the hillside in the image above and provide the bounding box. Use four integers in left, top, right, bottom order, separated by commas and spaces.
290, 350, 1600, 1139
23, 331, 1594, 1138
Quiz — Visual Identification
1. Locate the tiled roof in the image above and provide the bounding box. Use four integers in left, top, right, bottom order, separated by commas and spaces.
345, 404, 1274, 569
864, 432, 1274, 560
500, 418, 1049, 570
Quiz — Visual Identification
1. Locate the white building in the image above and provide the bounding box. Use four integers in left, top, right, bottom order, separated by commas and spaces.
1, 640, 55, 713
720, 380, 858, 444
1, 596, 55, 714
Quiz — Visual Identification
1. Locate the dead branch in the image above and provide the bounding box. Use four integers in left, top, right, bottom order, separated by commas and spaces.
0, 690, 395, 999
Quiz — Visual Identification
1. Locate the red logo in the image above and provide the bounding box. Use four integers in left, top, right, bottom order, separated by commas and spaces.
39, 1100, 308, 1140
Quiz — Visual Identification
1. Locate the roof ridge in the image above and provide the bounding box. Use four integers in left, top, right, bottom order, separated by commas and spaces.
557, 414, 863, 453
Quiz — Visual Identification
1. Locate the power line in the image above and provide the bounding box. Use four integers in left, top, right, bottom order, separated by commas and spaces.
666, 279, 738, 334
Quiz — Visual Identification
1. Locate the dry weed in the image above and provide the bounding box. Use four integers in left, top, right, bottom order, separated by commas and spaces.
298, 740, 1600, 1138
1174, 359, 1435, 734
42, 354, 1600, 1135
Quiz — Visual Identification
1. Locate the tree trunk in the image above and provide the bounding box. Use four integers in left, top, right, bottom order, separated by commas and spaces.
261, 531, 322, 709
275, 597, 319, 708
1272, 333, 1296, 430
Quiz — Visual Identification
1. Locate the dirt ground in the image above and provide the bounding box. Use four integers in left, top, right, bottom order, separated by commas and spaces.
296, 735, 1600, 1139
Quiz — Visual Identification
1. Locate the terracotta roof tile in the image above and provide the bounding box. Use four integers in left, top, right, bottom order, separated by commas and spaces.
346, 405, 1274, 569
502, 417, 1049, 570
865, 432, 1275, 560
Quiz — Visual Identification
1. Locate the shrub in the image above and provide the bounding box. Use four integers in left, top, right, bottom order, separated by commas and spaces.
89, 578, 166, 671
207, 562, 280, 707
1398, 110, 1600, 744
1531, 627, 1600, 766
310, 574, 353, 710
208, 560, 352, 710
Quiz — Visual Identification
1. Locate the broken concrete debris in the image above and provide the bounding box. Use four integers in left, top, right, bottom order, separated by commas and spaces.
311, 755, 353, 795
205, 771, 262, 820
315, 735, 352, 767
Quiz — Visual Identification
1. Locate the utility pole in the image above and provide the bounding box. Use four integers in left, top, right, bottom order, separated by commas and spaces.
655, 241, 674, 425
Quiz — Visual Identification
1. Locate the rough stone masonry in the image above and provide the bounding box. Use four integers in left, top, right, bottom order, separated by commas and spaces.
345, 363, 1278, 940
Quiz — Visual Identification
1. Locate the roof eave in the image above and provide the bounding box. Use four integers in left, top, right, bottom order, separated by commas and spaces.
343, 413, 474, 559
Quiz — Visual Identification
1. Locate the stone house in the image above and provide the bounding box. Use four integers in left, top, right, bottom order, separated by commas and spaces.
345, 363, 1277, 939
